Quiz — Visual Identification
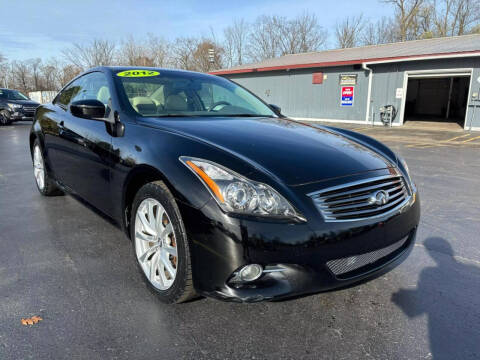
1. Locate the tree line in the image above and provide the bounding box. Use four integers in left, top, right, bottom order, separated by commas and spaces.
336, 0, 480, 48
1, 0, 479, 94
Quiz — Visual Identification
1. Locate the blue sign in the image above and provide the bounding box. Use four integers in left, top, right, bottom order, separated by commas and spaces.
341, 86, 354, 106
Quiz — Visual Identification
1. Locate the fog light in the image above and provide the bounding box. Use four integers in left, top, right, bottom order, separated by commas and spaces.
239, 264, 263, 282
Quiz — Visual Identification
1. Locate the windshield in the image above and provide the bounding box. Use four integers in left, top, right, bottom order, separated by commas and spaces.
116, 70, 276, 118
0, 89, 29, 100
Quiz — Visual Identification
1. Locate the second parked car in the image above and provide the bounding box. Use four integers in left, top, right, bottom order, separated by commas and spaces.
0, 88, 40, 125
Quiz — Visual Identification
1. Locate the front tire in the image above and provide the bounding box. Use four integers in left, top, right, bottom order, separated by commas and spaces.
0, 110, 11, 126
32, 139, 64, 196
131, 181, 196, 304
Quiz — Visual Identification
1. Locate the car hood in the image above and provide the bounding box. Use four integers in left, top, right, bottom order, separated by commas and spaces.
148, 117, 394, 185
7, 99, 40, 106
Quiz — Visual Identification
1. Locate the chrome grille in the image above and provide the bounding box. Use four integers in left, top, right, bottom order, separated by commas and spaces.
309, 174, 410, 222
327, 235, 409, 276
23, 106, 38, 114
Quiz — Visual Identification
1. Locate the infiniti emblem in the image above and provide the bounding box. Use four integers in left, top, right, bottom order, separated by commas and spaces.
368, 190, 390, 206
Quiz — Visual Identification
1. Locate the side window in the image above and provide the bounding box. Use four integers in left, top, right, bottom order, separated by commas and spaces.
54, 78, 83, 108
70, 72, 111, 106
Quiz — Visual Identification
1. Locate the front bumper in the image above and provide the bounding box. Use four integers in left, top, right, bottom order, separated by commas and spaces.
10, 111, 34, 121
179, 184, 420, 302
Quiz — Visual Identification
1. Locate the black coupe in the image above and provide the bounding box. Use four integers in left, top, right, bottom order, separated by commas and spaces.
30, 67, 420, 303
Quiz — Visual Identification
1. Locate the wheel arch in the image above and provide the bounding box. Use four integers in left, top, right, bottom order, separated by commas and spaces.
121, 164, 180, 239
29, 133, 37, 155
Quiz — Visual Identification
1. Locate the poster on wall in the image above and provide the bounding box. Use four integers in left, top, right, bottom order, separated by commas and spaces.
341, 86, 354, 106
339, 74, 357, 85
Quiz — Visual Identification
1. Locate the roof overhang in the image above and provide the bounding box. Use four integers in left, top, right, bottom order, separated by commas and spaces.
210, 50, 480, 75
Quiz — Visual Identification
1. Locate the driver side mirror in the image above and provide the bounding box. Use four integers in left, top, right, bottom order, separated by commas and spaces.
269, 104, 282, 116
70, 99, 105, 120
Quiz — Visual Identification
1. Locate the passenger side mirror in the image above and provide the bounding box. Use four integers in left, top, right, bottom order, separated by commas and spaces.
269, 104, 282, 115
70, 99, 106, 120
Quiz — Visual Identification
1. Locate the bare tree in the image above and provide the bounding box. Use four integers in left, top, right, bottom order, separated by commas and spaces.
62, 39, 116, 69
146, 34, 170, 67
432, 0, 480, 36
471, 23, 480, 34
59, 64, 82, 87
192, 40, 224, 72
171, 37, 199, 70
40, 59, 62, 90
223, 29, 236, 68
361, 17, 397, 45
415, 3, 436, 37
223, 19, 250, 67
118, 36, 153, 66
247, 15, 283, 61
117, 34, 170, 67
280, 12, 328, 53
0, 54, 8, 88
247, 14, 327, 61
383, 0, 424, 41
335, 15, 365, 48
12, 61, 31, 93
28, 58, 43, 91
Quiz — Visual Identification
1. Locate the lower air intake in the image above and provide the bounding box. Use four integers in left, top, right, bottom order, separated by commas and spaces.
326, 235, 409, 276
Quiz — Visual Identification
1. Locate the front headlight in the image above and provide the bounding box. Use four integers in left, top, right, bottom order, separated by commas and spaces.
180, 156, 305, 221
7, 103, 22, 110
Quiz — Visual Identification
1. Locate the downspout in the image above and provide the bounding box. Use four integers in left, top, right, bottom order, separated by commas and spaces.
362, 62, 373, 125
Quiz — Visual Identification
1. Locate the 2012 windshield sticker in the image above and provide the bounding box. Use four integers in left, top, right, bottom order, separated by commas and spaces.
116, 70, 160, 77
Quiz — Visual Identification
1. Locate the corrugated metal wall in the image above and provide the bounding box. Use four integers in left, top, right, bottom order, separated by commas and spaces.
226, 66, 368, 121
224, 56, 480, 129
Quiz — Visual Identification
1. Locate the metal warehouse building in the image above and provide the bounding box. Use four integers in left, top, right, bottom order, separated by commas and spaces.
212, 34, 480, 131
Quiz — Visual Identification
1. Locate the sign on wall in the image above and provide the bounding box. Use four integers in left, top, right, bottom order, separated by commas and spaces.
312, 72, 324, 84
339, 74, 357, 86
341, 86, 354, 106
395, 88, 404, 99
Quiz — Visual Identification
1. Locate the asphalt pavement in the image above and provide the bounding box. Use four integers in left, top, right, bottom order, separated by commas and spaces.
0, 122, 479, 360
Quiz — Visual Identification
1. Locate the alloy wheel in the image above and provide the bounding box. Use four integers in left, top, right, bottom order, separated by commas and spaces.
134, 198, 178, 290
33, 145, 45, 190
0, 112, 8, 125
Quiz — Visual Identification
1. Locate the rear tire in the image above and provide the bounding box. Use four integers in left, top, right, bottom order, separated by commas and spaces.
0, 110, 11, 126
32, 139, 64, 196
131, 181, 196, 304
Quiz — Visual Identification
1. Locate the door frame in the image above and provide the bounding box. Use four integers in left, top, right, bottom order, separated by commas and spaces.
399, 68, 473, 129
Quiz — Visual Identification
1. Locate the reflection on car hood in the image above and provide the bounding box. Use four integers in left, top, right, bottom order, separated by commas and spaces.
6, 99, 40, 106
149, 117, 394, 185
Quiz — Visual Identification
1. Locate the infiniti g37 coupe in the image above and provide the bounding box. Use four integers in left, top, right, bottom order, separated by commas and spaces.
30, 67, 420, 303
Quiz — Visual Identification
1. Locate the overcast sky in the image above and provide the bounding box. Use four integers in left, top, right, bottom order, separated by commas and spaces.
1, 0, 393, 61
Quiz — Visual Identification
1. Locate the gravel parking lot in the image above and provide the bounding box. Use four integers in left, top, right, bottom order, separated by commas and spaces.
1, 122, 479, 360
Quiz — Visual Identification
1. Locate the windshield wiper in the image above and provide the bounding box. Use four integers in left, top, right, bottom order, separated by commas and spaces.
152, 114, 189, 117
221, 114, 275, 118
150, 113, 276, 118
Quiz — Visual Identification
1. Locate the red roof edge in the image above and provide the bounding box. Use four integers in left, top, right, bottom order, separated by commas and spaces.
209, 50, 480, 75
